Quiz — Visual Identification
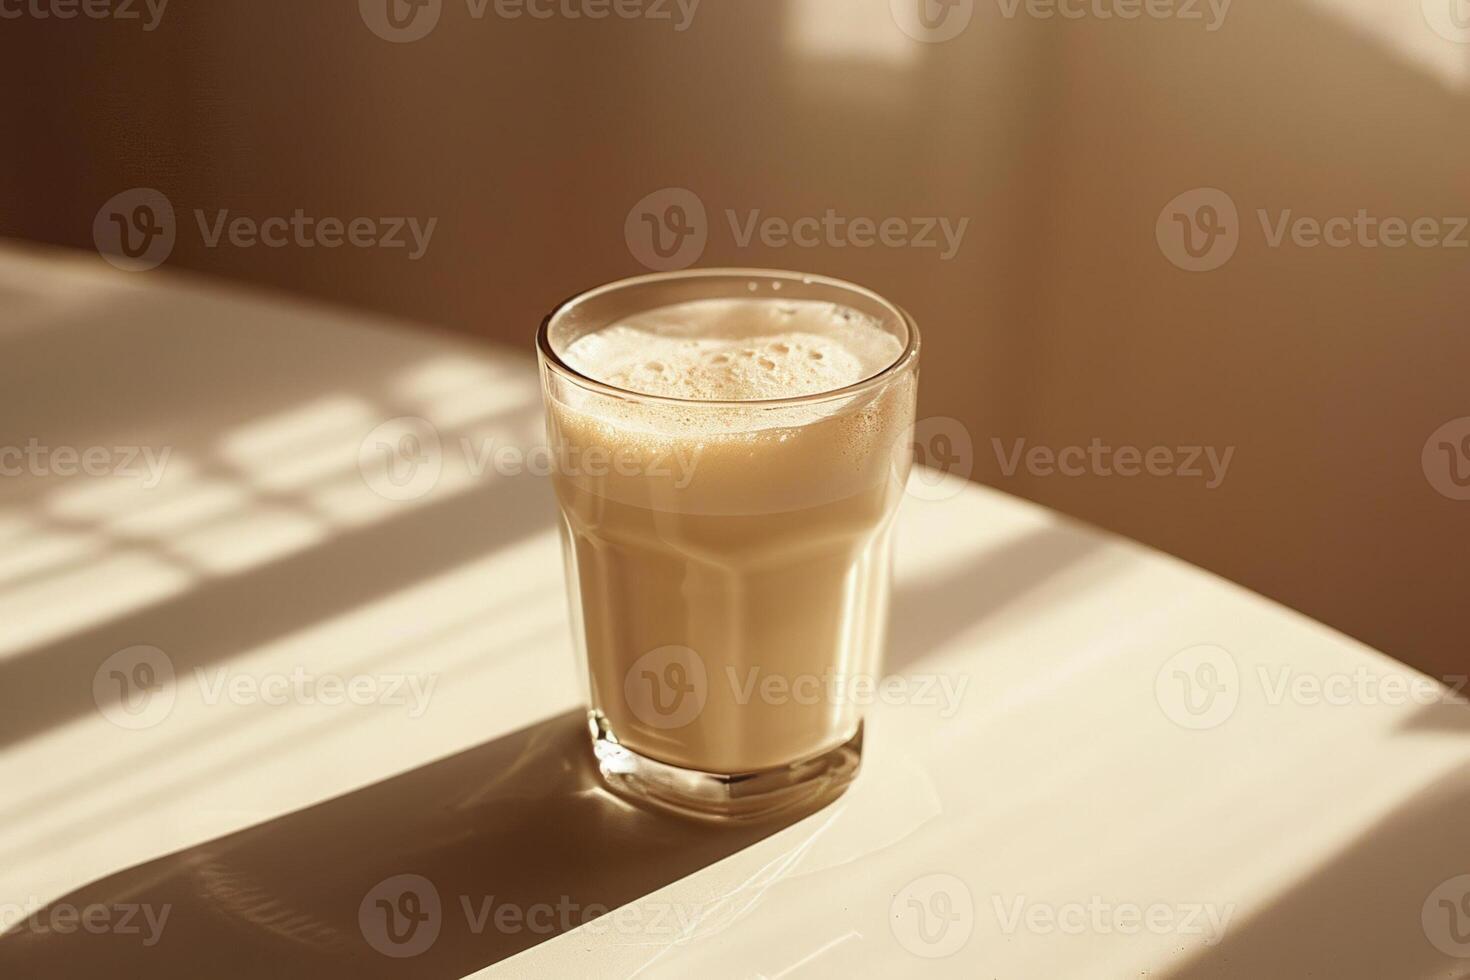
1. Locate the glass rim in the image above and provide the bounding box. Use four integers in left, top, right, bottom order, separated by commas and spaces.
537, 268, 921, 409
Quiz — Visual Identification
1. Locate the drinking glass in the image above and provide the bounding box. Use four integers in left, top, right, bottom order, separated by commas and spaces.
537, 269, 920, 819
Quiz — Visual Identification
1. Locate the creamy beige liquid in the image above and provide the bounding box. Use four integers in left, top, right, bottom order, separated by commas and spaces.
546, 298, 915, 773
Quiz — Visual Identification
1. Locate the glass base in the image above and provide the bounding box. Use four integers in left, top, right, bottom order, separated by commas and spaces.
589, 712, 863, 821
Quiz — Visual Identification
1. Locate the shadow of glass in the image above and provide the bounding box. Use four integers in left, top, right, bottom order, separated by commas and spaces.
0, 710, 834, 978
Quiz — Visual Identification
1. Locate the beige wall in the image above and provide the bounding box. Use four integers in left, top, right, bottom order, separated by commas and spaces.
3, 0, 1465, 677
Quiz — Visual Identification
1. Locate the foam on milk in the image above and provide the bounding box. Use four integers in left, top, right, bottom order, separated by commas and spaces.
561, 298, 902, 402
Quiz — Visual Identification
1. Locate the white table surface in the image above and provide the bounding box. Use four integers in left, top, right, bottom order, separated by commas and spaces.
1, 244, 1468, 979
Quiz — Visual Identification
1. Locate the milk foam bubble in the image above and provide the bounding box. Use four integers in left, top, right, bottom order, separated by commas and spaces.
561, 298, 902, 401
